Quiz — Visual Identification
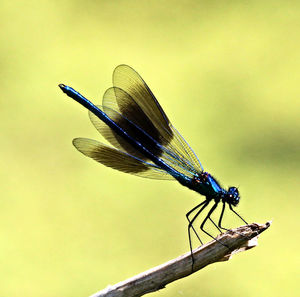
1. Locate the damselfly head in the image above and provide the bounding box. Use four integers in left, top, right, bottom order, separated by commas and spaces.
227, 187, 240, 206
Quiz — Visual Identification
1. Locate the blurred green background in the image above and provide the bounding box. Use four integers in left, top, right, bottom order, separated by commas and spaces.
0, 1, 299, 296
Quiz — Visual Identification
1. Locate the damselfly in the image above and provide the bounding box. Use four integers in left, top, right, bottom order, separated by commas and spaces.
59, 65, 248, 265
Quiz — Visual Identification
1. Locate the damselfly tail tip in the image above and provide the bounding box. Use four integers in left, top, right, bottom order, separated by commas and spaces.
59, 84, 70, 95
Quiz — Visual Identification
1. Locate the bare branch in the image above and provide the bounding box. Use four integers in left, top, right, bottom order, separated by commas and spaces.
90, 222, 271, 297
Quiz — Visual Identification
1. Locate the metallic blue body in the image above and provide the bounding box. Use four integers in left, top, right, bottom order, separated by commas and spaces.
60, 85, 182, 179
60, 84, 228, 201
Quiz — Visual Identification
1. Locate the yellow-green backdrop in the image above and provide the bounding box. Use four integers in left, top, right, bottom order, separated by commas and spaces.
1, 1, 298, 296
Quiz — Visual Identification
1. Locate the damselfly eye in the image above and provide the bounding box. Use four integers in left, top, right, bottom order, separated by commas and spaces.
228, 187, 240, 206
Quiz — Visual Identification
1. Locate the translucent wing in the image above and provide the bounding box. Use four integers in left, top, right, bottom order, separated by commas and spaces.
82, 64, 203, 179
111, 66, 203, 170
89, 101, 200, 178
113, 65, 203, 172
73, 138, 174, 180
113, 65, 172, 142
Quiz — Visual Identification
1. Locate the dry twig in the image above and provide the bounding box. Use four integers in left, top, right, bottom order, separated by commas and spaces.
90, 221, 271, 297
